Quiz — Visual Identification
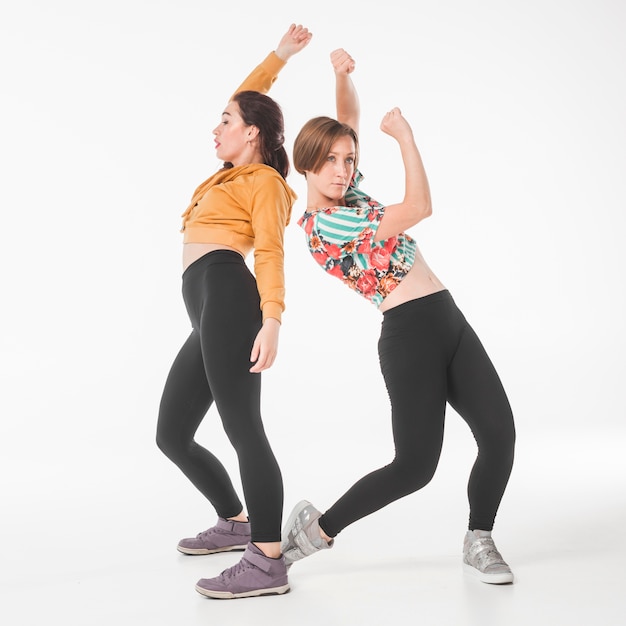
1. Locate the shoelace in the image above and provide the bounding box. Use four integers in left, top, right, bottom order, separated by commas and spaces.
196, 529, 216, 540
219, 557, 253, 581
197, 526, 245, 540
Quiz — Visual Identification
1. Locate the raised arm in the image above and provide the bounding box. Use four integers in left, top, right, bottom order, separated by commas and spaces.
373, 108, 432, 242
232, 23, 312, 98
331, 48, 360, 135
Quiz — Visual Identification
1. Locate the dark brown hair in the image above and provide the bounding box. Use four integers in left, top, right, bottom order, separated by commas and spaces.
293, 116, 359, 176
229, 90, 290, 179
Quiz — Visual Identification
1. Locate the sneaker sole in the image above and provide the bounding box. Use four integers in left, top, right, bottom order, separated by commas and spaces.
280, 500, 316, 554
195, 583, 290, 599
177, 544, 248, 556
463, 563, 514, 584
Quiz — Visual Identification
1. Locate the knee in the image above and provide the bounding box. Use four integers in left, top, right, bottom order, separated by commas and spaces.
496, 415, 516, 457
477, 419, 516, 467
221, 414, 265, 451
482, 408, 516, 448
390, 456, 439, 496
155, 428, 172, 458
156, 426, 186, 464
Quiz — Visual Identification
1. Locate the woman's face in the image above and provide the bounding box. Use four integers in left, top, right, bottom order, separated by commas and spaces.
306, 135, 356, 208
212, 101, 257, 165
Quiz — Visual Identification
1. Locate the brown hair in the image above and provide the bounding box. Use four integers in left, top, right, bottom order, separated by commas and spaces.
293, 116, 359, 176
229, 90, 290, 179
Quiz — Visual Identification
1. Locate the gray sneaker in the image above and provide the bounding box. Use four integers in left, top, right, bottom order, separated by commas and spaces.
195, 542, 290, 599
463, 530, 514, 584
281, 500, 333, 567
177, 518, 251, 555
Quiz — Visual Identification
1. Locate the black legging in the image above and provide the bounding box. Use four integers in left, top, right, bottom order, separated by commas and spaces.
156, 250, 283, 543
319, 290, 515, 537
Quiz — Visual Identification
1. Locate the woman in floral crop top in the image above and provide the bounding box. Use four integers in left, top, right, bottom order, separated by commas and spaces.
298, 169, 416, 307
156, 24, 312, 600
282, 49, 517, 586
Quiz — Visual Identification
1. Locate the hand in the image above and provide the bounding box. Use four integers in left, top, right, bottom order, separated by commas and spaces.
330, 48, 355, 74
275, 23, 313, 61
249, 318, 281, 373
380, 107, 414, 142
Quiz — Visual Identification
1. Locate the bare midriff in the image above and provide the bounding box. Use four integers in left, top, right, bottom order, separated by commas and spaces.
183, 242, 244, 271
379, 245, 446, 313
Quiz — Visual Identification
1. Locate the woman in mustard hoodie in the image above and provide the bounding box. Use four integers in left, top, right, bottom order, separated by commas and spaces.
156, 23, 312, 599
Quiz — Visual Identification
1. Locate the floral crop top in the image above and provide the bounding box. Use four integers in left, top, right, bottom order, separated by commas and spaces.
297, 171, 417, 307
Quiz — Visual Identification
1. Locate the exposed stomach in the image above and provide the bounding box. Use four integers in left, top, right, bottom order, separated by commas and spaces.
379, 247, 446, 313
183, 243, 244, 271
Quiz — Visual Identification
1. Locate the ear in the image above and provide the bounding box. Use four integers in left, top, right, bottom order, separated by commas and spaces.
246, 125, 260, 143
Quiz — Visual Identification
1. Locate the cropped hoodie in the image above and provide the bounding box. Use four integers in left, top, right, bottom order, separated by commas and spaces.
180, 52, 297, 322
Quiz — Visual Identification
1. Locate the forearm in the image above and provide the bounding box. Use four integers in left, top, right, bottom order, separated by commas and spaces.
230, 51, 287, 99
399, 136, 432, 215
254, 250, 286, 323
251, 181, 291, 323
335, 73, 360, 133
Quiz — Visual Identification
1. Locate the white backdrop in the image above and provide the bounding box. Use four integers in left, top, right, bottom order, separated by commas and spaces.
1, 0, 625, 607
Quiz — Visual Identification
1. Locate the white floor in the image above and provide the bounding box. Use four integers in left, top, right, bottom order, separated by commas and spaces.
2, 427, 625, 626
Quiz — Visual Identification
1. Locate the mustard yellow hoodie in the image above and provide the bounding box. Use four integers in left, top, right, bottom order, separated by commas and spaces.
180, 52, 297, 322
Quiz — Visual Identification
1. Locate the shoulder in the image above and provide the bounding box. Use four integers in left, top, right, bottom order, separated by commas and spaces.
317, 204, 381, 227
254, 164, 295, 191
248, 164, 284, 182
228, 164, 290, 191
344, 170, 385, 212
245, 165, 296, 208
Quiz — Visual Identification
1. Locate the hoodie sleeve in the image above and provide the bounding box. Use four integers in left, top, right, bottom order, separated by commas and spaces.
249, 170, 295, 323
230, 52, 287, 99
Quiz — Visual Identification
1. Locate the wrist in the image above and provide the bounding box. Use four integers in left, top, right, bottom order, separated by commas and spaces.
268, 51, 288, 70
262, 301, 283, 324
262, 316, 281, 327
274, 48, 290, 62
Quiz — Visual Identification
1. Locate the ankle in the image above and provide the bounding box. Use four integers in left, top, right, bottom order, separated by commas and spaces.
253, 541, 282, 559
227, 512, 249, 523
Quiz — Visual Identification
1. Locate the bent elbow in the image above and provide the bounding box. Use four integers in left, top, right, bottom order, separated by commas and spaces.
423, 200, 433, 219
409, 197, 432, 223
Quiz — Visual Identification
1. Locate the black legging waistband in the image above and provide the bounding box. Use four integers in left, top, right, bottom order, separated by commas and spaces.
382, 289, 453, 318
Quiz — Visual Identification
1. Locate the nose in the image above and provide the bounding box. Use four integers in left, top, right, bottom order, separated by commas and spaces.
334, 161, 348, 177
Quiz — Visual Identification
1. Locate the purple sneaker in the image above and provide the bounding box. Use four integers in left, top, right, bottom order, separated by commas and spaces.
195, 543, 290, 599
177, 518, 251, 555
